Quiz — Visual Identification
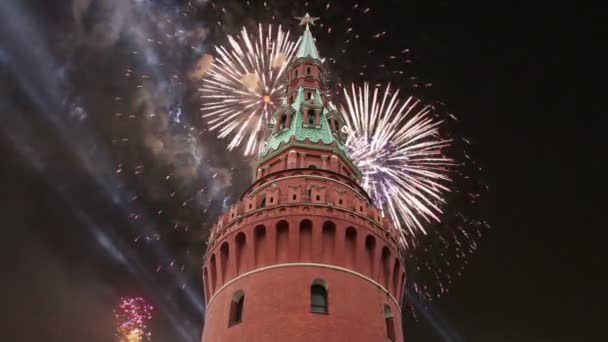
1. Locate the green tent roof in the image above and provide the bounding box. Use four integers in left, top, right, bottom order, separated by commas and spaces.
296, 24, 320, 59
258, 20, 359, 177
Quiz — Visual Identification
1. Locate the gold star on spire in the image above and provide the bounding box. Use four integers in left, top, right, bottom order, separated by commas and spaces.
295, 13, 320, 27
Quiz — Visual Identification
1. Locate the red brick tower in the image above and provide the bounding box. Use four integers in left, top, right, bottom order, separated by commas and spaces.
201, 14, 406, 342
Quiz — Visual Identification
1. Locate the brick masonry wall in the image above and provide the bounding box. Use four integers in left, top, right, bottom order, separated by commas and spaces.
202, 266, 404, 342
201, 165, 406, 342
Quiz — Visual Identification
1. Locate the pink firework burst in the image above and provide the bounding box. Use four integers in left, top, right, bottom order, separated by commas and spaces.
114, 297, 154, 342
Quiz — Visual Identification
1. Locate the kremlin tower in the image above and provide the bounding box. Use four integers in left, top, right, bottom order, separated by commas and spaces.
201, 14, 406, 341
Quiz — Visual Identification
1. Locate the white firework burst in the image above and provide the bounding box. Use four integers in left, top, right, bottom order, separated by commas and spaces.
341, 82, 456, 247
199, 24, 300, 156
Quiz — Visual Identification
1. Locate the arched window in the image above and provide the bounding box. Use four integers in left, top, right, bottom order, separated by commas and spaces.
203, 267, 210, 301
365, 235, 376, 276
384, 304, 395, 340
260, 194, 266, 208
322, 221, 336, 263
235, 233, 246, 275
220, 242, 229, 284
381, 246, 391, 287
276, 220, 289, 263
254, 225, 267, 267
209, 254, 217, 292
345, 227, 357, 268
299, 219, 313, 261
392, 259, 401, 294
311, 280, 328, 314
229, 291, 245, 326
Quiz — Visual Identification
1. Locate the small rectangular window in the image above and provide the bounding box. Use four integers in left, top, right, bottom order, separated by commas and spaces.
229, 294, 245, 326
311, 284, 328, 314
235, 298, 244, 322
384, 304, 395, 340
308, 110, 316, 125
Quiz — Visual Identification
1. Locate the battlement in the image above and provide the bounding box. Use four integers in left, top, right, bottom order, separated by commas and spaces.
206, 169, 398, 248
202, 169, 404, 306
202, 205, 405, 305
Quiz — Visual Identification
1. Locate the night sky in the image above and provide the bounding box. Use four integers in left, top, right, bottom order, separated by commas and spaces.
1, 1, 605, 341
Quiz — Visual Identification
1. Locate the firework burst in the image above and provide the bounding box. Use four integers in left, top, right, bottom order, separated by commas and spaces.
114, 297, 154, 342
341, 82, 489, 300
101, 0, 487, 303
341, 82, 455, 247
199, 24, 300, 156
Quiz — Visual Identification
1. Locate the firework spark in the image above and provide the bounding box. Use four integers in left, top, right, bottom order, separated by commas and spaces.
341, 82, 455, 247
199, 24, 300, 156
114, 297, 154, 342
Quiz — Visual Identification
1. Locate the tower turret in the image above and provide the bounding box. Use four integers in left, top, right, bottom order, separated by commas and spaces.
201, 15, 406, 342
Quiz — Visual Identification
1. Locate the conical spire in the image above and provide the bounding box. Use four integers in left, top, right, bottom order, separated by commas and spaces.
295, 13, 320, 59
258, 14, 360, 178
